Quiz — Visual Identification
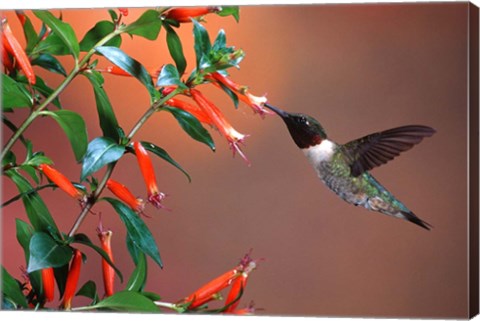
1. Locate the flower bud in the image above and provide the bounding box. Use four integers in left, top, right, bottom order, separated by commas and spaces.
61, 249, 82, 310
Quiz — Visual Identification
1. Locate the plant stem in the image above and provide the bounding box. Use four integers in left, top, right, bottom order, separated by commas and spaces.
68, 163, 116, 236
127, 107, 156, 140
1, 67, 77, 159
154, 301, 179, 310
2, 183, 55, 207
2, 115, 29, 147
67, 89, 180, 237
2, 182, 85, 208
127, 88, 181, 140
0, 30, 121, 161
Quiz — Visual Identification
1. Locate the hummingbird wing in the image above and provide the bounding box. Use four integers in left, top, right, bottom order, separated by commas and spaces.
342, 125, 436, 177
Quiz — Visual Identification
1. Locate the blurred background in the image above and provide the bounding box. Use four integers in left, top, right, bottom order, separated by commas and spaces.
1, 3, 472, 318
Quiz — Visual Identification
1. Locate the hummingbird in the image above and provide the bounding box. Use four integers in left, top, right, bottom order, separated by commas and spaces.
264, 103, 435, 230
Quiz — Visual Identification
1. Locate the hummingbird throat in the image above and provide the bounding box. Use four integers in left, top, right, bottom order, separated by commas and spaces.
302, 139, 336, 163
289, 129, 325, 149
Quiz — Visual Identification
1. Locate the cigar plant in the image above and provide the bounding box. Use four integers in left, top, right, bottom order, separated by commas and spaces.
1, 7, 264, 314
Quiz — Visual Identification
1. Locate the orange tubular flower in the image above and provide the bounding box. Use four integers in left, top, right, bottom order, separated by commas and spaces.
107, 179, 145, 214
41, 267, 55, 303
15, 11, 27, 26
182, 269, 240, 310
103, 65, 132, 77
100, 65, 159, 83
166, 98, 213, 125
62, 249, 82, 310
118, 8, 129, 16
2, 47, 13, 72
133, 142, 166, 209
190, 89, 250, 164
2, 21, 35, 85
164, 7, 220, 23
224, 253, 258, 313
161, 86, 177, 96
224, 274, 247, 312
38, 164, 83, 199
209, 72, 270, 116
97, 227, 115, 297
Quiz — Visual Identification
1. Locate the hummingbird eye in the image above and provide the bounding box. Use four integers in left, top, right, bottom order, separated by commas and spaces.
299, 117, 309, 126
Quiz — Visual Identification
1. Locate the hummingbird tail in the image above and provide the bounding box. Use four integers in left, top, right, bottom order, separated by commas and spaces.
401, 211, 432, 230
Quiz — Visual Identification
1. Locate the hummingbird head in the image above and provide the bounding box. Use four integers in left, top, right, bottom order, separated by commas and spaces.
264, 103, 327, 149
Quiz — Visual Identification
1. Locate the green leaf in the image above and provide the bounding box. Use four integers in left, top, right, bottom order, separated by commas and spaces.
80, 21, 121, 52
31, 54, 67, 76
126, 252, 147, 292
165, 24, 186, 76
53, 264, 69, 298
30, 270, 44, 302
33, 76, 62, 108
215, 48, 245, 70
124, 10, 162, 40
1, 74, 33, 109
19, 165, 39, 184
212, 29, 226, 51
2, 150, 16, 167
218, 81, 239, 108
140, 141, 191, 182
41, 110, 88, 162
156, 64, 186, 89
192, 27, 244, 73
95, 46, 158, 102
104, 198, 163, 268
17, 75, 62, 108
15, 217, 44, 297
33, 10, 80, 60
216, 6, 240, 22
126, 234, 141, 265
27, 232, 73, 272
16, 11, 39, 53
16, 219, 33, 262
141, 291, 161, 301
81, 137, 125, 181
82, 71, 120, 141
192, 19, 211, 69
72, 233, 124, 282
1, 266, 28, 308
5, 170, 59, 234
85, 291, 158, 312
163, 106, 215, 151
25, 154, 53, 167
35, 77, 63, 108
25, 139, 34, 161
34, 33, 71, 56
76, 280, 99, 303
108, 9, 118, 22
38, 22, 48, 43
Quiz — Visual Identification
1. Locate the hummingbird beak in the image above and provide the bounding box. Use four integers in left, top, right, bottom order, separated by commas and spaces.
264, 103, 290, 118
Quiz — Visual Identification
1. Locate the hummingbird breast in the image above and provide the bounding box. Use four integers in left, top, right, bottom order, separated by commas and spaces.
303, 140, 356, 195
303, 140, 378, 208
317, 160, 370, 207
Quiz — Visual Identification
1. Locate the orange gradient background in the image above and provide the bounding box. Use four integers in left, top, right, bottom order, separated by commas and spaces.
1, 3, 472, 318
